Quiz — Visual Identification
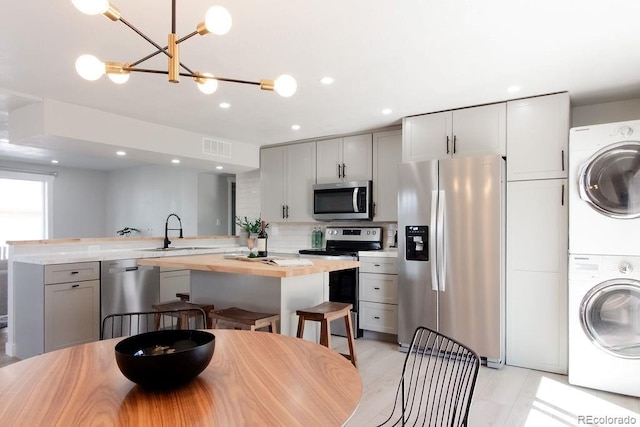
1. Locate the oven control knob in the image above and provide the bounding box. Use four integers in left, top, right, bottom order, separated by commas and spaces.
619, 262, 633, 274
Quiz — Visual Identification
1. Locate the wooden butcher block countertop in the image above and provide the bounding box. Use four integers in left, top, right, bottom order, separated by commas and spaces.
137, 254, 360, 278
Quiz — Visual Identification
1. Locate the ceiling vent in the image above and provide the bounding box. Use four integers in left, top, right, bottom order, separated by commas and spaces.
202, 137, 231, 158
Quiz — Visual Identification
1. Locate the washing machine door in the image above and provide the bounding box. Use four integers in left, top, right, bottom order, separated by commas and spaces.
580, 278, 640, 358
578, 141, 640, 219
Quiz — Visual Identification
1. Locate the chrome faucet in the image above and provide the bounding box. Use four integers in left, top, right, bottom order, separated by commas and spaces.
163, 213, 183, 249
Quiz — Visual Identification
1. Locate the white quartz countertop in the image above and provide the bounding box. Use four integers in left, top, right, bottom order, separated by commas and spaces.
11, 246, 238, 264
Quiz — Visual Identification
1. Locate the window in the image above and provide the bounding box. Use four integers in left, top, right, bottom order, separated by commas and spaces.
0, 171, 53, 258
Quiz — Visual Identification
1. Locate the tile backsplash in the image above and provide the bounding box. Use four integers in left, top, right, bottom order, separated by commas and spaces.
267, 222, 398, 251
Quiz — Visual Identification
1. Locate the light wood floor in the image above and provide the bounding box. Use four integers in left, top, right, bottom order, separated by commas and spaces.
2, 329, 638, 426
334, 337, 640, 427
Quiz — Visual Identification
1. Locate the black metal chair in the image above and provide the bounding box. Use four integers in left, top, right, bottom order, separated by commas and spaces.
101, 308, 208, 339
378, 326, 480, 427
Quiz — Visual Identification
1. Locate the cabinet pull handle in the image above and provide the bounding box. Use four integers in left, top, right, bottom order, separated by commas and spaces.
342, 163, 346, 179
453, 135, 457, 154
71, 271, 79, 274
374, 287, 380, 290
561, 150, 565, 171
561, 184, 565, 206
337, 163, 341, 178
72, 284, 79, 288
446, 135, 450, 154
286, 205, 289, 218
374, 264, 381, 267
282, 205, 286, 219
374, 316, 380, 320
373, 202, 376, 216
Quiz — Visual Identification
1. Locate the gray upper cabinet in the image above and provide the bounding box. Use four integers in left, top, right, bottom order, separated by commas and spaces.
260, 142, 316, 223
316, 134, 373, 184
402, 103, 506, 162
372, 130, 402, 221
506, 92, 570, 181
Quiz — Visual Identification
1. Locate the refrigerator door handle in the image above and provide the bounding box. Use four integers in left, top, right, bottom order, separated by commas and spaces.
437, 190, 446, 291
430, 190, 439, 291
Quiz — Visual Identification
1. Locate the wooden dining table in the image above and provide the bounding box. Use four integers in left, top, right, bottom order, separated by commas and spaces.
0, 330, 363, 426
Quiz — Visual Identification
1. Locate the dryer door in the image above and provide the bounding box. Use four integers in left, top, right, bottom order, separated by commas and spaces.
580, 278, 640, 358
578, 141, 640, 218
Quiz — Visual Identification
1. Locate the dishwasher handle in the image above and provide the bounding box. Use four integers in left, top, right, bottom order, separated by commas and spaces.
108, 265, 156, 274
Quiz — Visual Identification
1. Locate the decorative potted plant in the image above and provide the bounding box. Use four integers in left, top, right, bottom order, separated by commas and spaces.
235, 216, 268, 256
116, 227, 141, 237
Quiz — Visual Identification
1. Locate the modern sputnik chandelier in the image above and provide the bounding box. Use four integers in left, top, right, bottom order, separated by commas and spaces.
71, 0, 297, 97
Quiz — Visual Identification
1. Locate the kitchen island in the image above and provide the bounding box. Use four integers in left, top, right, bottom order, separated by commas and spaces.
137, 254, 360, 337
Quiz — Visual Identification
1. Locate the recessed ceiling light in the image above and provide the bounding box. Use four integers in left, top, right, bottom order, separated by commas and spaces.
219, 102, 230, 109
507, 85, 521, 93
116, 151, 126, 156
382, 108, 392, 115
291, 124, 301, 130
320, 77, 334, 85
51, 160, 59, 164
216, 166, 223, 170
0, 138, 9, 143
171, 159, 180, 164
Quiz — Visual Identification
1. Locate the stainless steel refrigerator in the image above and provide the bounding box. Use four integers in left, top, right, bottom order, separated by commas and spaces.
397, 155, 505, 368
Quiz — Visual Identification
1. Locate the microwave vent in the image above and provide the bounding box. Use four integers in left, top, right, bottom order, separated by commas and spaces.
202, 138, 231, 158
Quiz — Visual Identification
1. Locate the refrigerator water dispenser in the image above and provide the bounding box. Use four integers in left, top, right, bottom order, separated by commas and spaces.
405, 226, 428, 261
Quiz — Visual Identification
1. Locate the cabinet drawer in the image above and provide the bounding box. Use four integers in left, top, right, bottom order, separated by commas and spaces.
359, 257, 397, 274
359, 273, 398, 304
44, 262, 100, 284
359, 301, 398, 334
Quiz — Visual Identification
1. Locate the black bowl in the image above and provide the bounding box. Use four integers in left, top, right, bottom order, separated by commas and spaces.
115, 330, 215, 389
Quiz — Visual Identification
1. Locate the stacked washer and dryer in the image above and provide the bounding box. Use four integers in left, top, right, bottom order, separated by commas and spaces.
568, 120, 640, 397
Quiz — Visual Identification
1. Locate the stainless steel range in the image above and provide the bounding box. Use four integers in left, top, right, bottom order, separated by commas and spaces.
299, 226, 383, 338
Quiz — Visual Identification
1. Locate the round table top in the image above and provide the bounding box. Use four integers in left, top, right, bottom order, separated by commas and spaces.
0, 330, 362, 426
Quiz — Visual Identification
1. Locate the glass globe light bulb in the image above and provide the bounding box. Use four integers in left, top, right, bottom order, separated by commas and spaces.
196, 73, 218, 94
204, 6, 232, 35
107, 72, 130, 84
75, 55, 106, 81
274, 74, 297, 97
71, 0, 110, 15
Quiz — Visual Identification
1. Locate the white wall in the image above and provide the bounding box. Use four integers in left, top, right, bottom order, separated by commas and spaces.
52, 167, 108, 238
197, 173, 230, 236
103, 165, 232, 238
572, 98, 640, 127
105, 165, 199, 237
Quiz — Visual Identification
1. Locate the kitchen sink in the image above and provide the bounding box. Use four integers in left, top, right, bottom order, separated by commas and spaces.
137, 246, 219, 252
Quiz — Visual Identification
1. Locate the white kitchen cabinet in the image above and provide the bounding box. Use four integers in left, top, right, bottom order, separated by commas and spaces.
506, 179, 568, 374
260, 141, 316, 222
160, 268, 190, 301
402, 103, 506, 162
316, 134, 372, 184
359, 256, 398, 334
43, 262, 100, 353
44, 280, 99, 352
372, 129, 402, 221
507, 92, 570, 181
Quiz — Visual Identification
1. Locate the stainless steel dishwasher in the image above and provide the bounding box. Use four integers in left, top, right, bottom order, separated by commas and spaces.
100, 259, 160, 335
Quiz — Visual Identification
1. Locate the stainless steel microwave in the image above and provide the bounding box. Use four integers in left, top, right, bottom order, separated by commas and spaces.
313, 180, 373, 221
